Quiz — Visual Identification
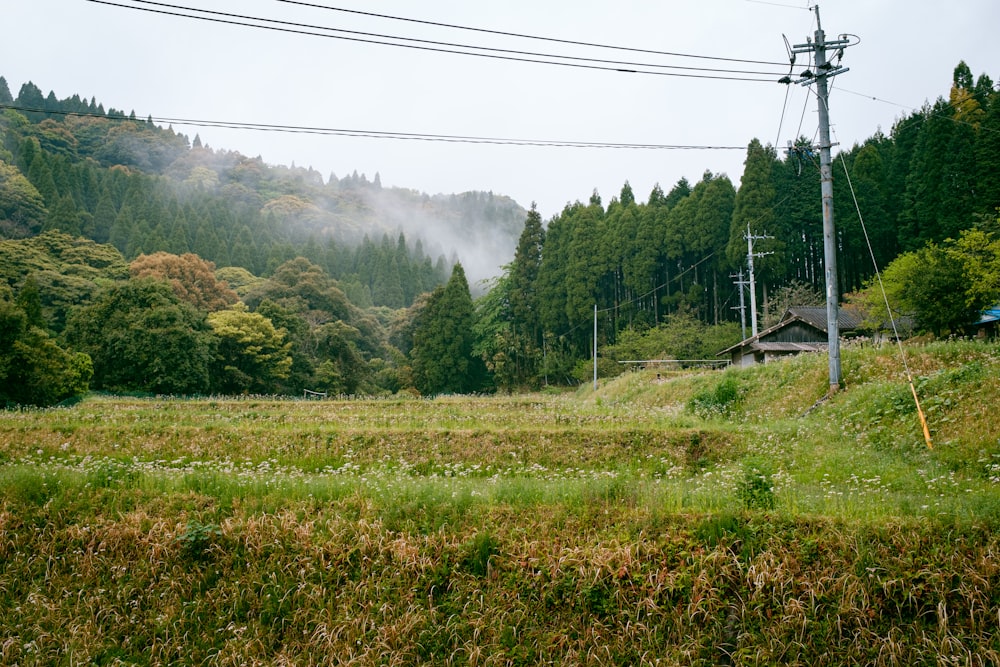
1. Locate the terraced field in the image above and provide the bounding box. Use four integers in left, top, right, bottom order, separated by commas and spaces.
2, 340, 1000, 665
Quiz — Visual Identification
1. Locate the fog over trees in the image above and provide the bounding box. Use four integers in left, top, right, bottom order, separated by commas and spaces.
1, 62, 999, 403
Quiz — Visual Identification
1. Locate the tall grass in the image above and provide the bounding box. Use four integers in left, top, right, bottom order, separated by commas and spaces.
2, 339, 999, 663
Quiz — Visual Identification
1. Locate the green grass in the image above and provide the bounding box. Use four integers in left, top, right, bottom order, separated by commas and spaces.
2, 339, 1000, 664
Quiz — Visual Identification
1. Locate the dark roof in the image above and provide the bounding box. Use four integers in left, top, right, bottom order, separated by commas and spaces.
780, 306, 866, 331
720, 305, 863, 356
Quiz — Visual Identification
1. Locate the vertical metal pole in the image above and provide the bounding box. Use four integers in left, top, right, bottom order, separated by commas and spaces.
747, 224, 759, 338
814, 8, 842, 391
737, 270, 747, 340
593, 303, 598, 391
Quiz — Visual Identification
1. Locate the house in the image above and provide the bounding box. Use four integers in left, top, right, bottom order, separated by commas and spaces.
973, 305, 1000, 339
719, 306, 885, 367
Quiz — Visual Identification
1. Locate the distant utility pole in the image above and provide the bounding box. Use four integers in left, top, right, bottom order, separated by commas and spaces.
593, 303, 598, 391
731, 270, 749, 340
786, 5, 851, 393
746, 224, 773, 338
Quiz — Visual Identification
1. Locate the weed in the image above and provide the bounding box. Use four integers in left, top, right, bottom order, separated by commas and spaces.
176, 520, 222, 560
460, 531, 500, 577
1, 340, 999, 662
1, 467, 60, 506
739, 457, 777, 511
687, 374, 745, 419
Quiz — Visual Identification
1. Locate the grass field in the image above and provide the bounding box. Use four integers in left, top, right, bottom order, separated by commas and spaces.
2, 339, 1000, 665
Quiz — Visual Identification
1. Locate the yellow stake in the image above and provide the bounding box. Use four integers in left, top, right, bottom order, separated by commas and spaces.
909, 382, 933, 450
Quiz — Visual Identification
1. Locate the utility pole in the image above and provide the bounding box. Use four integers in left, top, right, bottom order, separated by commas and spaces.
746, 224, 773, 338
787, 5, 851, 393
731, 270, 749, 340
593, 303, 598, 391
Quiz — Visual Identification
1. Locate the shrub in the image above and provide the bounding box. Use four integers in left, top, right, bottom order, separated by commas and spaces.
687, 375, 745, 419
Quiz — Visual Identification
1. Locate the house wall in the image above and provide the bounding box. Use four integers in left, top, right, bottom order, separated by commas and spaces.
761, 322, 825, 344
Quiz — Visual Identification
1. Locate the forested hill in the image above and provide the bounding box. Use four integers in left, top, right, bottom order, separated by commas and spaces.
0, 77, 527, 297
2, 63, 1000, 404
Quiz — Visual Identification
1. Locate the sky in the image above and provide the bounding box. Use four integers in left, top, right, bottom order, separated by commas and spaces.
3, 0, 999, 220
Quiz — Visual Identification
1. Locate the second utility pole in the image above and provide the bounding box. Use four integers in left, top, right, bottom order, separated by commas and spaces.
790, 5, 851, 393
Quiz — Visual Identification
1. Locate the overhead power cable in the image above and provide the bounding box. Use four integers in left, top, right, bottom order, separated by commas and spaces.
0, 103, 747, 150
276, 0, 790, 68
85, 0, 788, 81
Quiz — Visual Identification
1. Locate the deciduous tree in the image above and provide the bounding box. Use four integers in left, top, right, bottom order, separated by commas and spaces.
0, 294, 91, 406
64, 278, 214, 393
207, 304, 292, 394
129, 251, 237, 312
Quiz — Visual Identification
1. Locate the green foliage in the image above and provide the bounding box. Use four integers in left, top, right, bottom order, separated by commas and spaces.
459, 531, 500, 577
0, 159, 46, 237
687, 374, 745, 419
570, 355, 621, 384
411, 263, 486, 394
207, 305, 292, 394
859, 227, 1000, 336
176, 520, 222, 561
0, 294, 92, 406
738, 457, 777, 510
64, 277, 214, 394
606, 308, 741, 364
0, 231, 129, 333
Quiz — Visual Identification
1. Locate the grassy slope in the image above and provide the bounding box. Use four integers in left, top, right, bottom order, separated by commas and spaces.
1, 340, 999, 665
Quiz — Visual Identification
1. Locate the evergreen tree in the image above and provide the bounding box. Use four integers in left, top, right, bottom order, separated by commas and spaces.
411, 263, 484, 394
0, 77, 12, 105
835, 139, 893, 292
728, 139, 776, 270
509, 204, 545, 343
564, 198, 607, 349
15, 82, 45, 119
43, 194, 82, 236
900, 99, 955, 248
689, 174, 736, 323
27, 150, 58, 205
975, 88, 1000, 215
535, 207, 573, 339
773, 136, 824, 289
229, 225, 257, 272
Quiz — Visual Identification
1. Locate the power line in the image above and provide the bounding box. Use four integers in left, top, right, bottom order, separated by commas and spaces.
835, 86, 1000, 138
85, 0, 788, 81
277, 0, 790, 68
0, 103, 747, 150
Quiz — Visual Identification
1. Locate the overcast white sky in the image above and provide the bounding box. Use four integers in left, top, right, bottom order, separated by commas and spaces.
3, 1, 998, 219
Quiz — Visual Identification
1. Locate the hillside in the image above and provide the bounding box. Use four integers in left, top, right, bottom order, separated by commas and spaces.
0, 77, 527, 288
2, 340, 999, 663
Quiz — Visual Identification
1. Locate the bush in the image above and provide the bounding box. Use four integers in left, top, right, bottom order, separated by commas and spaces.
687, 375, 745, 419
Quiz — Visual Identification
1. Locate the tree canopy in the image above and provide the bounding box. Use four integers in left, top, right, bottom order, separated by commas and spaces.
64, 278, 215, 394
